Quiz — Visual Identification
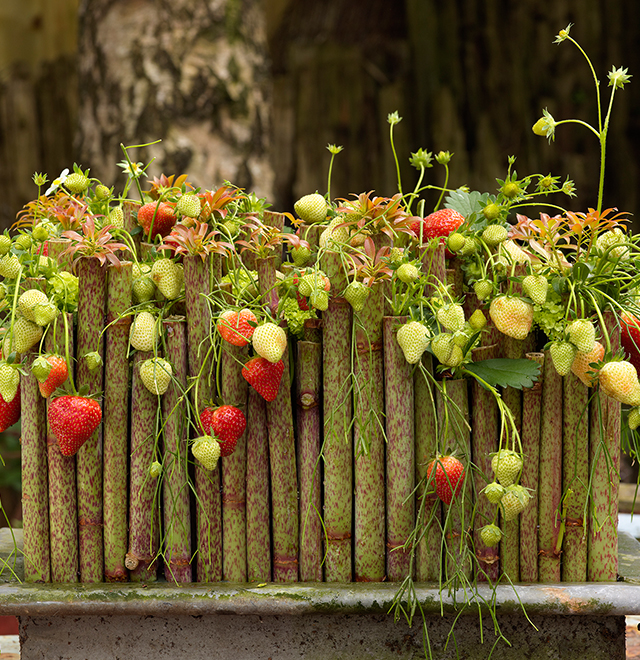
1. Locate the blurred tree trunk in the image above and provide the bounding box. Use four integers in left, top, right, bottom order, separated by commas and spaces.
76, 0, 273, 200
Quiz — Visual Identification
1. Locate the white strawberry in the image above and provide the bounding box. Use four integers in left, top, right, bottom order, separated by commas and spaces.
252, 322, 287, 363
396, 321, 430, 364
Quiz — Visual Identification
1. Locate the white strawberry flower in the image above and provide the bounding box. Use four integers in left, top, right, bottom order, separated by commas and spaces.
45, 168, 69, 196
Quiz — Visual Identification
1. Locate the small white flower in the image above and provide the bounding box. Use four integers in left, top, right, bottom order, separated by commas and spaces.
45, 168, 69, 196
118, 160, 147, 178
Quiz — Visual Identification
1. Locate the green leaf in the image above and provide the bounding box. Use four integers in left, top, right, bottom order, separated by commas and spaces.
465, 358, 540, 390
445, 189, 490, 218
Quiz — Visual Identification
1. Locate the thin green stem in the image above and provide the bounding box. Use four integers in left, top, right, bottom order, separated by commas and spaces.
434, 163, 450, 212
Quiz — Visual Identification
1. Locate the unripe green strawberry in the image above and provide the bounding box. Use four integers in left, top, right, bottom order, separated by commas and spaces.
14, 234, 32, 251
396, 321, 430, 364
468, 309, 487, 331
501, 484, 532, 521
84, 351, 103, 372
0, 235, 12, 255
482, 481, 506, 505
18, 289, 49, 323
309, 288, 329, 311
598, 360, 640, 406
596, 228, 629, 260
480, 524, 503, 547
175, 193, 202, 218
298, 272, 328, 297
386, 247, 403, 268
65, 172, 90, 194
130, 311, 158, 352
482, 203, 501, 221
473, 279, 493, 301
344, 281, 370, 312
431, 333, 464, 367
151, 258, 183, 300
291, 246, 311, 266
501, 181, 521, 198
452, 326, 472, 348
32, 224, 49, 242
0, 364, 20, 403
95, 184, 110, 200
549, 341, 576, 376
31, 355, 53, 382
629, 407, 640, 431
132, 263, 151, 279
447, 232, 466, 253
489, 295, 533, 340
436, 304, 465, 332
522, 274, 548, 305
252, 322, 287, 363
491, 449, 523, 487
30, 298, 57, 326
132, 276, 156, 303
139, 357, 173, 395
319, 217, 349, 248
149, 461, 162, 478
294, 193, 328, 224
397, 263, 420, 284
192, 435, 221, 471
13, 316, 43, 354
566, 319, 596, 353
108, 206, 124, 229
501, 239, 530, 264
458, 236, 478, 256
0, 254, 21, 279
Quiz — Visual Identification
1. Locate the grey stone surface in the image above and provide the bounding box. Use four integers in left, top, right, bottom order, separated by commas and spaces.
18, 613, 626, 660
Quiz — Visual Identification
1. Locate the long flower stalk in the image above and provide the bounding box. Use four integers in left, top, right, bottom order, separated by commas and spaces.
296, 339, 323, 581
383, 315, 414, 581
162, 318, 191, 583
75, 256, 106, 583
322, 297, 353, 582
102, 262, 132, 582
353, 283, 385, 582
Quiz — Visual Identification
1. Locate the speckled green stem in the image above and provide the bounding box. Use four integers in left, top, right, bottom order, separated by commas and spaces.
262, 211, 285, 270
419, 243, 445, 298
353, 284, 385, 582
383, 316, 414, 582
267, 347, 299, 582
128, 350, 159, 582
296, 340, 323, 582
103, 262, 132, 582
470, 344, 500, 583
75, 257, 106, 583
256, 255, 279, 317
246, 387, 271, 582
322, 298, 353, 582
45, 239, 72, 271
22, 350, 50, 583
162, 318, 192, 583
414, 353, 441, 582
320, 249, 347, 297
436, 378, 472, 582
538, 350, 563, 582
221, 342, 248, 582
562, 371, 589, 582
299, 224, 323, 266
520, 352, 544, 583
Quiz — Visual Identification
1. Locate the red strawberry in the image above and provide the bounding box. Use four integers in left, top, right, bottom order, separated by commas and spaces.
48, 395, 102, 457
200, 404, 246, 456
137, 201, 177, 239
0, 384, 21, 432
217, 309, 258, 347
621, 312, 640, 373
37, 355, 69, 398
426, 454, 465, 505
411, 208, 465, 244
241, 357, 285, 402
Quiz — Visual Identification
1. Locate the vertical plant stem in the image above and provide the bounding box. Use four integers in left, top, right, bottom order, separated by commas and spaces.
257, 255, 279, 317
562, 371, 589, 582
46, 313, 78, 583
319, 249, 347, 296
262, 211, 285, 269
383, 315, 414, 581
296, 339, 323, 582
246, 387, 271, 582
470, 343, 500, 583
538, 349, 563, 582
127, 350, 160, 581
519, 352, 544, 583
75, 256, 106, 583
414, 354, 441, 582
103, 262, 132, 582
162, 318, 192, 583
221, 342, 249, 582
420, 243, 445, 298
322, 297, 353, 582
353, 284, 385, 582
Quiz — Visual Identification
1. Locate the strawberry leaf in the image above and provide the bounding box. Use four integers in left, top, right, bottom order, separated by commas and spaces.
465, 358, 541, 390
444, 189, 490, 219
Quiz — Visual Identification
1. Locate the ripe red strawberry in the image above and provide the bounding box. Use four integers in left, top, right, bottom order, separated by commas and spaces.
621, 312, 640, 373
37, 354, 69, 398
137, 201, 177, 239
426, 454, 465, 505
242, 357, 285, 402
48, 395, 102, 457
200, 404, 246, 457
217, 309, 257, 346
411, 208, 465, 244
0, 384, 21, 432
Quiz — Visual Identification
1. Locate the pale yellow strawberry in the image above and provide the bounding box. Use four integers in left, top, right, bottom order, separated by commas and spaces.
192, 435, 221, 471
598, 360, 640, 406
571, 341, 605, 387
139, 357, 173, 395
294, 193, 328, 224
18, 289, 49, 322
129, 311, 158, 352
151, 258, 183, 300
396, 321, 430, 364
252, 322, 287, 363
12, 316, 43, 354
489, 295, 533, 340
319, 217, 349, 248
0, 363, 20, 403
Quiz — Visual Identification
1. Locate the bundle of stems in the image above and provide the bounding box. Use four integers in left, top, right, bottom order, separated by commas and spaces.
322, 297, 353, 582
75, 256, 107, 582
102, 262, 132, 582
162, 318, 192, 583
296, 339, 323, 581
353, 283, 385, 581
383, 315, 414, 581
